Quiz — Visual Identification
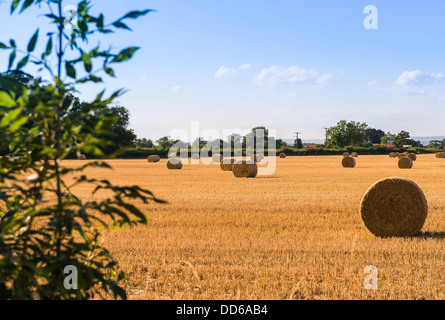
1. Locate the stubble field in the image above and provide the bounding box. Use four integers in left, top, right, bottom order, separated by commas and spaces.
63, 154, 445, 300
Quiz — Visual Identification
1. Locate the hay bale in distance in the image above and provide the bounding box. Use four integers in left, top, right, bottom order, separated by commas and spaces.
398, 156, 413, 169
343, 152, 350, 157
147, 155, 161, 163
279, 153, 286, 158
212, 154, 223, 164
351, 152, 358, 158
436, 152, 445, 158
78, 154, 86, 160
394, 152, 400, 157
360, 177, 428, 237
167, 158, 183, 170
220, 158, 236, 171
232, 160, 257, 178
389, 152, 395, 158
407, 153, 417, 161
398, 153, 407, 159
342, 156, 356, 168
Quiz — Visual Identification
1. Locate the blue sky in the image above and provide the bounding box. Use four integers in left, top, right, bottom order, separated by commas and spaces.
1, 0, 445, 141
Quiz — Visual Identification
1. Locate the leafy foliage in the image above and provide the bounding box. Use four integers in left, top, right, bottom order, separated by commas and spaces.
0, 0, 160, 300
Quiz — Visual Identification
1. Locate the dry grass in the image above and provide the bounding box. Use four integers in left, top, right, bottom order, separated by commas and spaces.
60, 154, 445, 300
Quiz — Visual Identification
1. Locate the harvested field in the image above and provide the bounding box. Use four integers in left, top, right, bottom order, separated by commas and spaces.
60, 154, 445, 300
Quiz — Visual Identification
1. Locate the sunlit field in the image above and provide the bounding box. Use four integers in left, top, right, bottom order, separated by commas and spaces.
62, 154, 445, 300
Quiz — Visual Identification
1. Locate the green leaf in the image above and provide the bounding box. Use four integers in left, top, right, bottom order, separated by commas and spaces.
11, 0, 20, 14
0, 107, 22, 127
27, 29, 39, 52
122, 9, 153, 20
16, 55, 29, 70
111, 47, 139, 63
9, 39, 16, 48
8, 50, 16, 71
9, 115, 29, 131
0, 42, 9, 49
81, 50, 92, 73
112, 21, 131, 31
65, 61, 76, 79
0, 92, 16, 107
20, 0, 34, 13
104, 67, 115, 77
42, 36, 52, 59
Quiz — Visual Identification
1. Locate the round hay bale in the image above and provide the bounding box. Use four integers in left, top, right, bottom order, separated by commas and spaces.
232, 160, 257, 178
436, 152, 445, 159
407, 153, 417, 161
78, 154, 86, 160
279, 153, 286, 158
351, 152, 358, 158
398, 153, 407, 159
167, 158, 183, 170
389, 152, 395, 158
250, 153, 264, 162
147, 155, 161, 163
394, 152, 400, 157
403, 151, 409, 155
360, 177, 428, 237
343, 152, 350, 157
342, 156, 356, 168
220, 158, 236, 171
398, 156, 413, 169
212, 154, 223, 164
191, 154, 200, 160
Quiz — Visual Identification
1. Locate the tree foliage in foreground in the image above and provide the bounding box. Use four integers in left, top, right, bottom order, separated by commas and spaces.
0, 0, 163, 300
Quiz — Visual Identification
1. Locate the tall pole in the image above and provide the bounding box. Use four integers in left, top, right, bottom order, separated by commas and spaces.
323, 127, 328, 147
294, 132, 301, 149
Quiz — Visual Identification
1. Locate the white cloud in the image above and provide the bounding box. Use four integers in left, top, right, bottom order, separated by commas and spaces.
395, 70, 444, 86
169, 86, 182, 93
214, 64, 251, 78
254, 65, 335, 88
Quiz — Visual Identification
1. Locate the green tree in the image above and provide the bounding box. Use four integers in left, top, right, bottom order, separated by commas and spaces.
380, 132, 395, 145
366, 128, 385, 144
156, 136, 180, 150
393, 130, 418, 148
294, 138, 303, 149
427, 140, 441, 148
326, 120, 368, 148
0, 0, 161, 300
136, 138, 154, 148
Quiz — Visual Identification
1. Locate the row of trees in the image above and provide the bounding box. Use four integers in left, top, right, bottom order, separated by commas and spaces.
326, 120, 422, 148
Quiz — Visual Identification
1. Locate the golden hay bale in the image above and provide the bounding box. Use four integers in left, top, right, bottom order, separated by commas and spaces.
279, 153, 286, 158
389, 152, 395, 158
360, 177, 428, 237
147, 155, 161, 163
232, 160, 258, 178
220, 158, 236, 171
407, 153, 417, 161
398, 156, 413, 169
403, 152, 409, 155
343, 152, 350, 157
167, 158, 183, 170
351, 152, 358, 158
398, 153, 407, 159
342, 156, 356, 168
212, 154, 223, 163
394, 152, 400, 157
78, 154, 86, 160
250, 153, 264, 162
436, 152, 445, 158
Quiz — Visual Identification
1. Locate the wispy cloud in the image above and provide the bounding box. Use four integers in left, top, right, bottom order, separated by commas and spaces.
214, 64, 251, 78
395, 70, 444, 86
169, 86, 183, 93
254, 65, 335, 88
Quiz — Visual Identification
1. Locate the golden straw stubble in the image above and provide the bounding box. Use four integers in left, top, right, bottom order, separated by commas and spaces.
360, 177, 428, 237
220, 158, 236, 171
398, 156, 413, 169
232, 160, 257, 178
342, 156, 356, 168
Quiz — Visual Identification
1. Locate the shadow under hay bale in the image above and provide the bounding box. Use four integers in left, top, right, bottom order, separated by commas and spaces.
167, 158, 183, 170
342, 156, 356, 168
398, 156, 413, 169
220, 158, 236, 171
147, 155, 161, 163
360, 177, 428, 237
232, 160, 257, 178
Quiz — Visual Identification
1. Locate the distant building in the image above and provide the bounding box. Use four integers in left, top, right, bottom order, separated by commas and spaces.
302, 143, 317, 148
403, 145, 412, 148
373, 143, 396, 148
